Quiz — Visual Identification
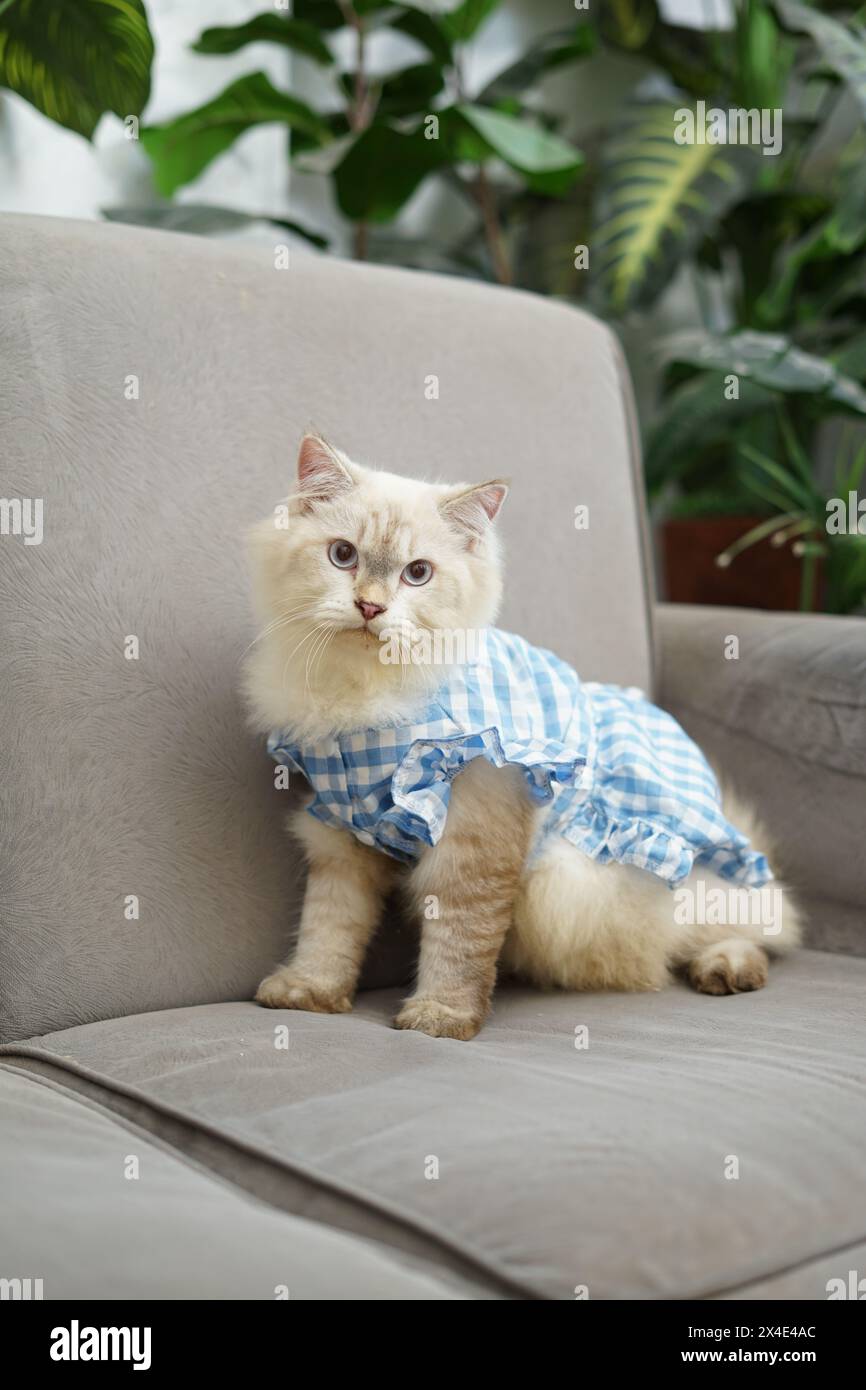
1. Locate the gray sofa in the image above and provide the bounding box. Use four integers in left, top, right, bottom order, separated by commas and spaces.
1, 213, 864, 1301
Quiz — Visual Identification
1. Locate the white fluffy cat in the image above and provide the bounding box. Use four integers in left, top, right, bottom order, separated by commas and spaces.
243, 434, 802, 1040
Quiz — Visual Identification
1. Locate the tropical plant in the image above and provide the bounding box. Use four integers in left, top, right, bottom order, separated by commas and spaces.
716, 419, 866, 614
577, 0, 866, 612
127, 1, 593, 280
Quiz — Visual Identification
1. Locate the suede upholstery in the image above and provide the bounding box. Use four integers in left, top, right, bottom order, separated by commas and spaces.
657, 603, 866, 955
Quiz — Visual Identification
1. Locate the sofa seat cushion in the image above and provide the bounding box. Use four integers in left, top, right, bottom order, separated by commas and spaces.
3, 949, 866, 1300
0, 1066, 468, 1300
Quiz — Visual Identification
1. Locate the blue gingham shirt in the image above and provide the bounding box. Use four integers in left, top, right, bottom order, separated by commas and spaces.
267, 628, 771, 888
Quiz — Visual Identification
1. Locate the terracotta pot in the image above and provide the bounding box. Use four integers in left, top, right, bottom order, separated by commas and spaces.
660, 515, 822, 611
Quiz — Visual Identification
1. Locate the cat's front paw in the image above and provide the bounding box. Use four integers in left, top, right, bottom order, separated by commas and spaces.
394, 997, 483, 1041
255, 968, 352, 1014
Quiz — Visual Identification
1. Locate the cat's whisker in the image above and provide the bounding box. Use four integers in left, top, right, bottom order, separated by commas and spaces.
237, 607, 321, 664
240, 594, 323, 644
282, 622, 331, 693
282, 620, 329, 665
304, 623, 331, 689
310, 634, 332, 691
306, 625, 336, 694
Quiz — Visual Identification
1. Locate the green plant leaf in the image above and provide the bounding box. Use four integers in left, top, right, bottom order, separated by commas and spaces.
600, 0, 657, 52
333, 123, 446, 221
666, 486, 779, 520
293, 130, 356, 176
734, 473, 796, 516
775, 407, 817, 493
0, 0, 153, 139
645, 372, 778, 491
832, 329, 866, 381
340, 62, 444, 118
366, 230, 490, 278
192, 14, 333, 66
291, 0, 347, 28
825, 533, 866, 614
141, 72, 332, 197
836, 438, 866, 495
102, 203, 329, 247
738, 442, 816, 512
734, 0, 789, 110
453, 104, 584, 194
477, 25, 594, 104
667, 331, 866, 414
825, 161, 866, 256
774, 0, 866, 120
377, 0, 500, 42
389, 8, 453, 66
716, 511, 807, 562
393, 1, 498, 39
757, 145, 866, 322
442, 0, 501, 42
641, 16, 728, 99
592, 101, 754, 314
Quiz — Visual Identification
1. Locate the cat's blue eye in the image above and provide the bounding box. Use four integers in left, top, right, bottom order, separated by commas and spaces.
328, 539, 357, 569
401, 559, 433, 587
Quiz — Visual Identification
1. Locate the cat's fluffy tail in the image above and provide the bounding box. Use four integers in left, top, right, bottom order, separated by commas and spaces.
720, 781, 777, 868
714, 779, 804, 956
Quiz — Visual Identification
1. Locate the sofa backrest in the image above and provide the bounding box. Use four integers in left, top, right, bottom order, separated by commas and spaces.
0, 213, 654, 1041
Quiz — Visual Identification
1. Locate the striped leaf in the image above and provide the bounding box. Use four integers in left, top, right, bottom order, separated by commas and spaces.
592, 101, 753, 314
0, 0, 153, 139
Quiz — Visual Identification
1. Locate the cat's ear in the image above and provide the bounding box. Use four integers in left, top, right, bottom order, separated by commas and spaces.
296, 433, 356, 508
439, 478, 509, 539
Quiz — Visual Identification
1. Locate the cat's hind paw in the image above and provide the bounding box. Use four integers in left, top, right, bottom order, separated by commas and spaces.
689, 939, 769, 996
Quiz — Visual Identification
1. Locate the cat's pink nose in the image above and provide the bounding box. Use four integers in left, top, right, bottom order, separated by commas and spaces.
356, 599, 386, 623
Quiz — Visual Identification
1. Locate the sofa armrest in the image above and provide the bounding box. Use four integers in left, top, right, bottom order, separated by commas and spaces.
655, 603, 866, 955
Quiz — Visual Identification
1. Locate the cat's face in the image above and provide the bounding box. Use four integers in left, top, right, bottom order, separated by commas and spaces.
244, 435, 507, 734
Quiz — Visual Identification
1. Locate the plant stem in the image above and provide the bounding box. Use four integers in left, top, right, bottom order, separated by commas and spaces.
348, 11, 367, 132
341, 1, 370, 260
473, 165, 512, 285
452, 38, 512, 282
799, 548, 817, 612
